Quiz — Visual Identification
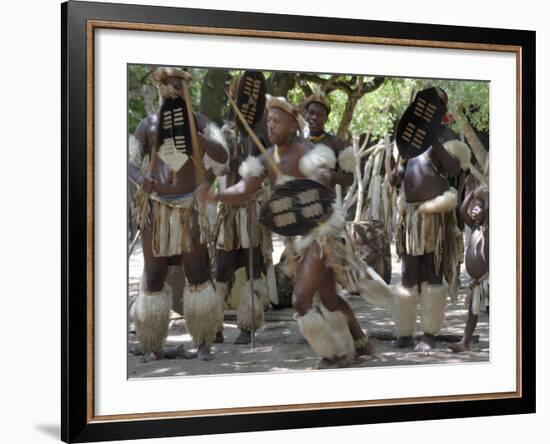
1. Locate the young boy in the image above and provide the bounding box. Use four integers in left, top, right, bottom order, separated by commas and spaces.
449, 186, 489, 352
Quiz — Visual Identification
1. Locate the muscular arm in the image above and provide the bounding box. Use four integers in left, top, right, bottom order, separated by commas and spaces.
431, 140, 461, 177
197, 114, 228, 164
129, 117, 152, 188
215, 176, 263, 205
332, 171, 354, 187
198, 132, 228, 164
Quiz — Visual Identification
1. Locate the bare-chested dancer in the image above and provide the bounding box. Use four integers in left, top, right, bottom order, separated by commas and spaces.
390, 90, 471, 352
130, 67, 228, 361
198, 96, 373, 368
215, 113, 271, 345
449, 186, 489, 352
302, 91, 354, 187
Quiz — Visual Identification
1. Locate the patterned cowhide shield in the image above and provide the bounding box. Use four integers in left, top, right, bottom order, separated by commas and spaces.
156, 96, 193, 172
260, 179, 335, 236
395, 87, 447, 159
236, 71, 266, 132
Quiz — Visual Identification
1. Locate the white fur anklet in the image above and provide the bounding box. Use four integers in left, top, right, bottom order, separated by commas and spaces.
184, 281, 224, 348
135, 284, 172, 354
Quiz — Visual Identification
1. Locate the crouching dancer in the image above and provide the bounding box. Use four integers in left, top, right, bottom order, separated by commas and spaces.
198, 95, 372, 368
130, 67, 228, 361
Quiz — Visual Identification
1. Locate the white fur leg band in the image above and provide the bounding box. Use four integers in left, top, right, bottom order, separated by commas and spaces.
392, 285, 419, 338
135, 284, 172, 354
297, 306, 354, 361
420, 282, 448, 335
237, 279, 266, 332
184, 281, 224, 348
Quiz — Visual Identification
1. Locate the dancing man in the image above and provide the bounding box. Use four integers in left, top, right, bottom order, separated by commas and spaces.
130, 67, 228, 361
390, 88, 471, 352
199, 95, 373, 368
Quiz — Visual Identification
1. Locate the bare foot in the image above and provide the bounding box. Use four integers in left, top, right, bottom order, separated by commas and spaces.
198, 343, 214, 361
234, 330, 251, 345
164, 344, 197, 359
448, 342, 470, 353
214, 330, 224, 344
415, 334, 436, 353
355, 340, 376, 356
392, 336, 414, 348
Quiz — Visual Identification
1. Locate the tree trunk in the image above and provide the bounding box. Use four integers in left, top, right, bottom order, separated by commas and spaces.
267, 73, 297, 97
460, 114, 488, 168
337, 95, 359, 144
199, 69, 228, 125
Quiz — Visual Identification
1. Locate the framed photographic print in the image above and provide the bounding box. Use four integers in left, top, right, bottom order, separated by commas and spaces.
62, 0, 535, 442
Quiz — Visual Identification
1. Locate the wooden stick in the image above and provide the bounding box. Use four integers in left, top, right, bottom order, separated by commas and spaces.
225, 91, 283, 178
182, 81, 206, 185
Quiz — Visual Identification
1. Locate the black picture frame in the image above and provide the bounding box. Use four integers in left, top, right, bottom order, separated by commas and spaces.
61, 1, 536, 442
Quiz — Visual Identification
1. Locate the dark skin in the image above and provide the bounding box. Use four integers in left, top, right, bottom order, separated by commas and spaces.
198, 107, 373, 363
216, 116, 268, 345
131, 76, 228, 361
390, 135, 461, 352
449, 188, 489, 352
305, 102, 353, 187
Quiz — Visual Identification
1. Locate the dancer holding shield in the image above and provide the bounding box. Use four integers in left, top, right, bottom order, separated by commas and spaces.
390, 87, 470, 352
199, 95, 373, 369
214, 72, 274, 345
129, 67, 228, 361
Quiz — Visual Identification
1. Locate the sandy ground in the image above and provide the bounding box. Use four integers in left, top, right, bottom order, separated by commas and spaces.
128, 237, 489, 378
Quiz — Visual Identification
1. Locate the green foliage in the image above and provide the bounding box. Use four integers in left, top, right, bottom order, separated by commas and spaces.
128, 65, 490, 141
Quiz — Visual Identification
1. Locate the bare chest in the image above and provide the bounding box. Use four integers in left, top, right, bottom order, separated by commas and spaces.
404, 153, 450, 202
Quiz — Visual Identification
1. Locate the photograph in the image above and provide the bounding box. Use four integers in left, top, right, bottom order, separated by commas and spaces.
59, 1, 535, 441
126, 65, 491, 378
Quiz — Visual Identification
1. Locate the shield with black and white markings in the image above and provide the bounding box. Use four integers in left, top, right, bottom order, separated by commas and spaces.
236, 71, 266, 132
260, 179, 335, 236
156, 96, 193, 172
396, 87, 447, 159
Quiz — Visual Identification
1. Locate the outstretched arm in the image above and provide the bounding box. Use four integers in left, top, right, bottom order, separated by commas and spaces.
332, 171, 354, 187
215, 176, 263, 205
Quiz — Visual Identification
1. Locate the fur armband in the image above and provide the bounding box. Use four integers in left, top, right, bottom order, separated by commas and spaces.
337, 146, 356, 173
239, 156, 265, 179
299, 144, 336, 178
202, 122, 229, 176
443, 140, 471, 170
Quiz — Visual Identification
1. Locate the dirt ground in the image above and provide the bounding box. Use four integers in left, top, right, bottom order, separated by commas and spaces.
128, 238, 489, 378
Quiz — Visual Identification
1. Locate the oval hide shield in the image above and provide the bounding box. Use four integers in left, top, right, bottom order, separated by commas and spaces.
395, 87, 447, 159
236, 71, 266, 132
260, 179, 335, 236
